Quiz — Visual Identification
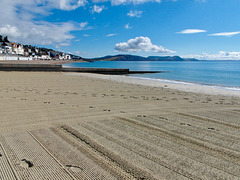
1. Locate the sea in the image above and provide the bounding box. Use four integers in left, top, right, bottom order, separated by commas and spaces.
64, 61, 240, 91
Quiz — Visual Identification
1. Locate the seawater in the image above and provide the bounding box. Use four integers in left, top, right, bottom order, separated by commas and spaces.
64, 61, 240, 89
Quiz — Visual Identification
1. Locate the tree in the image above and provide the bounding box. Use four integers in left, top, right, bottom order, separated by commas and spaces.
0, 35, 3, 42
2, 42, 7, 46
3, 36, 9, 43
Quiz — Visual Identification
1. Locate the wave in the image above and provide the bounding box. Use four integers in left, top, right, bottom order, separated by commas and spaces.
128, 76, 240, 92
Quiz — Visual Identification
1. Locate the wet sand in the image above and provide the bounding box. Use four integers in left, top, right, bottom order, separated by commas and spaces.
0, 71, 240, 179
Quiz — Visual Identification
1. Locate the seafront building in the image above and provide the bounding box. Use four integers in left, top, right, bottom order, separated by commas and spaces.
0, 38, 72, 61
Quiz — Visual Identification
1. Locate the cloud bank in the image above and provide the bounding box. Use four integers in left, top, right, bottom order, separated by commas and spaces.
115, 36, 175, 53
184, 51, 240, 60
0, 0, 87, 46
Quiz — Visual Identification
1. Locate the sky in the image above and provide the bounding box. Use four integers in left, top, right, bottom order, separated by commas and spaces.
1, 0, 240, 60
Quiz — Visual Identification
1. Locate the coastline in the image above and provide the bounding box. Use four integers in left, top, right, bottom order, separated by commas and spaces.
68, 73, 240, 97
0, 60, 85, 65
0, 71, 240, 179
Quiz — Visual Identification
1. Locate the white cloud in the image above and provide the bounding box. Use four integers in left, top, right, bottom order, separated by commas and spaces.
92, 0, 162, 5
124, 23, 132, 29
92, 4, 105, 13
184, 51, 240, 60
59, 0, 87, 10
0, 0, 87, 46
79, 22, 88, 29
91, 0, 161, 5
115, 36, 175, 53
127, 10, 143, 17
106, 33, 117, 37
0, 25, 22, 38
177, 29, 207, 34
209, 31, 240, 37
113, 0, 161, 5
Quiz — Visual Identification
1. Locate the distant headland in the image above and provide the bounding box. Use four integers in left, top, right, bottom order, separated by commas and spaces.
86, 54, 198, 62
0, 35, 198, 62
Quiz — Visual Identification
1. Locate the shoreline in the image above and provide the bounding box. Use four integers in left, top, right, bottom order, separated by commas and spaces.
67, 73, 240, 97
0, 60, 239, 96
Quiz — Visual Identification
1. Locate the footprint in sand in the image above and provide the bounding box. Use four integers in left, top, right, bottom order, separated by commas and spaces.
137, 115, 146, 118
20, 159, 33, 168
208, 127, 217, 131
66, 165, 83, 172
180, 123, 191, 126
159, 117, 168, 120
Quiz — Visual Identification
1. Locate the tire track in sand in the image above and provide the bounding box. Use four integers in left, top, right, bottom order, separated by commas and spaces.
27, 131, 77, 180
177, 112, 240, 130
0, 141, 19, 180
116, 117, 240, 164
61, 124, 158, 180
48, 127, 130, 179
78, 122, 202, 180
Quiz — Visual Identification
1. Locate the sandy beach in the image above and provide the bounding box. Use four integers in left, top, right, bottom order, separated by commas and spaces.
0, 71, 240, 179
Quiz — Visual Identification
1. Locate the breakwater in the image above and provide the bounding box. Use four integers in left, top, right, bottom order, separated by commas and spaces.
0, 64, 162, 75
62, 67, 129, 74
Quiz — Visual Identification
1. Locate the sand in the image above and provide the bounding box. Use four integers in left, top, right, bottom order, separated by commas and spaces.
0, 71, 240, 179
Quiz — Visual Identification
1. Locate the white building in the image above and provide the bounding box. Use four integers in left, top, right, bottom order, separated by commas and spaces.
10, 43, 24, 55
4, 43, 13, 54
0, 46, 3, 54
41, 54, 51, 60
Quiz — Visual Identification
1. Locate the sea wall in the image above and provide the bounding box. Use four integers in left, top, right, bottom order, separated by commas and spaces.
0, 64, 62, 72
0, 64, 129, 74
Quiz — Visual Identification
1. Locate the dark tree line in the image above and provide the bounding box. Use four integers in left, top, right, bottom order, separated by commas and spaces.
0, 35, 9, 45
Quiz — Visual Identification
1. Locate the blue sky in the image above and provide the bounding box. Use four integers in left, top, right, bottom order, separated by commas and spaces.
1, 0, 240, 60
